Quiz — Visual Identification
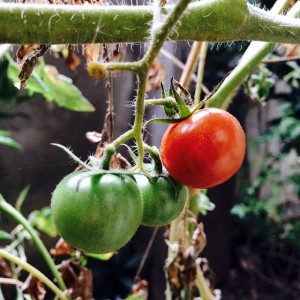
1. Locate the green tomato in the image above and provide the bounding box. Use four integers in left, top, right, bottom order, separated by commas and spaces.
134, 173, 187, 227
51, 172, 143, 254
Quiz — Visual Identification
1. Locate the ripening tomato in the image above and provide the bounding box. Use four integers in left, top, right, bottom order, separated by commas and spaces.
160, 108, 246, 189
51, 172, 143, 254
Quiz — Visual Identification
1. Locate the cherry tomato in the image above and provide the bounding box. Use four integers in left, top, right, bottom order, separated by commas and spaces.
51, 172, 143, 254
160, 108, 246, 189
134, 173, 187, 227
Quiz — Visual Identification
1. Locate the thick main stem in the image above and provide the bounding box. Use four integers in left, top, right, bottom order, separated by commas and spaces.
207, 0, 299, 109
0, 1, 300, 44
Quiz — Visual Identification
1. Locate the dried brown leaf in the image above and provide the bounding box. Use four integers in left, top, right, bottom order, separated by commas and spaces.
85, 131, 103, 144
61, 260, 93, 300
66, 45, 81, 71
146, 58, 166, 92
22, 275, 46, 300
50, 238, 76, 256
0, 257, 12, 278
128, 279, 148, 299
17, 44, 49, 89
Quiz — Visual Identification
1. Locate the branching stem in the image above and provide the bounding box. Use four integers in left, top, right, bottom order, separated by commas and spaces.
0, 195, 67, 293
0, 249, 68, 300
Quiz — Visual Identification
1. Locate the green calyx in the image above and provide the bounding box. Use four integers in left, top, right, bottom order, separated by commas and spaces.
147, 78, 205, 126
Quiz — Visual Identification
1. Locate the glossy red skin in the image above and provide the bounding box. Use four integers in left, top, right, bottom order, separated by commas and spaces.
160, 108, 246, 189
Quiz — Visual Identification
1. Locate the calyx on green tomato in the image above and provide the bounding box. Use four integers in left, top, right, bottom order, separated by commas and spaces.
160, 108, 246, 189
134, 172, 187, 227
51, 172, 143, 254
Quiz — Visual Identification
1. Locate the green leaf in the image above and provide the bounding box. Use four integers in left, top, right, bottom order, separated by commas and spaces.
195, 191, 215, 215
0, 230, 13, 240
84, 252, 114, 260
40, 66, 95, 112
29, 207, 57, 238
0, 130, 21, 149
170, 78, 191, 118
231, 204, 249, 219
15, 185, 30, 212
124, 296, 146, 300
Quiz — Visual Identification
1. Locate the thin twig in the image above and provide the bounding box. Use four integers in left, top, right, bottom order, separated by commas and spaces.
194, 41, 209, 104
180, 41, 203, 89
262, 55, 300, 64
0, 278, 23, 287
135, 227, 159, 280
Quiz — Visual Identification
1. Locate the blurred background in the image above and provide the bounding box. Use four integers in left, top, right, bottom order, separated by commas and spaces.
1, 0, 300, 299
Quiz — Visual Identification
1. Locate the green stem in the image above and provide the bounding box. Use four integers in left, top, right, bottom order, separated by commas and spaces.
141, 0, 192, 68
0, 249, 68, 300
194, 42, 209, 104
0, 195, 66, 292
133, 71, 148, 170
1, 1, 300, 44
207, 0, 299, 109
195, 263, 214, 300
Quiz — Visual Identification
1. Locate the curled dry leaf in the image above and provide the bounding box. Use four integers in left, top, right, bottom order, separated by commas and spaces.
84, 43, 126, 64
146, 58, 166, 92
50, 238, 76, 256
66, 45, 81, 71
22, 275, 46, 300
84, 43, 126, 79
85, 131, 103, 144
128, 279, 148, 299
190, 222, 207, 257
17, 44, 49, 89
166, 222, 214, 298
61, 260, 93, 300
0, 257, 12, 278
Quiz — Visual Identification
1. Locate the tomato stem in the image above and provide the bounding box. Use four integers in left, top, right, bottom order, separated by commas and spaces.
143, 144, 163, 174
0, 249, 68, 300
0, 195, 67, 293
207, 0, 298, 109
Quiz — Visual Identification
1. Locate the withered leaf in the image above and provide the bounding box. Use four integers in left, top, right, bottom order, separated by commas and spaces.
128, 279, 148, 299
22, 275, 46, 300
17, 44, 49, 89
61, 260, 93, 300
84, 43, 126, 65
50, 238, 76, 256
66, 45, 81, 71
85, 131, 103, 144
146, 58, 166, 92
0, 257, 12, 278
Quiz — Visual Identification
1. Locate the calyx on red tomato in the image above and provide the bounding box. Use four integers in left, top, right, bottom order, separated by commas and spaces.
51, 171, 143, 254
160, 108, 246, 189
134, 172, 187, 227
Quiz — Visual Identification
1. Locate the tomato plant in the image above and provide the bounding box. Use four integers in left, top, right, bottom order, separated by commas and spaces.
134, 173, 187, 227
51, 171, 143, 254
160, 108, 246, 189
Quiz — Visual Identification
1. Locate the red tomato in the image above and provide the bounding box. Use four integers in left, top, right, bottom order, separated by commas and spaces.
160, 108, 246, 189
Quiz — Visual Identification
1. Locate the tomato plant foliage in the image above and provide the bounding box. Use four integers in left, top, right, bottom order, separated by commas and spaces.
51, 172, 143, 254
161, 108, 246, 189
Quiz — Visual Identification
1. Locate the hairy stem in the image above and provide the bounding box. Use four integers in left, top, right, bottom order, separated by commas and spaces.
207, 0, 299, 109
0, 195, 66, 292
0, 1, 300, 44
0, 249, 68, 300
